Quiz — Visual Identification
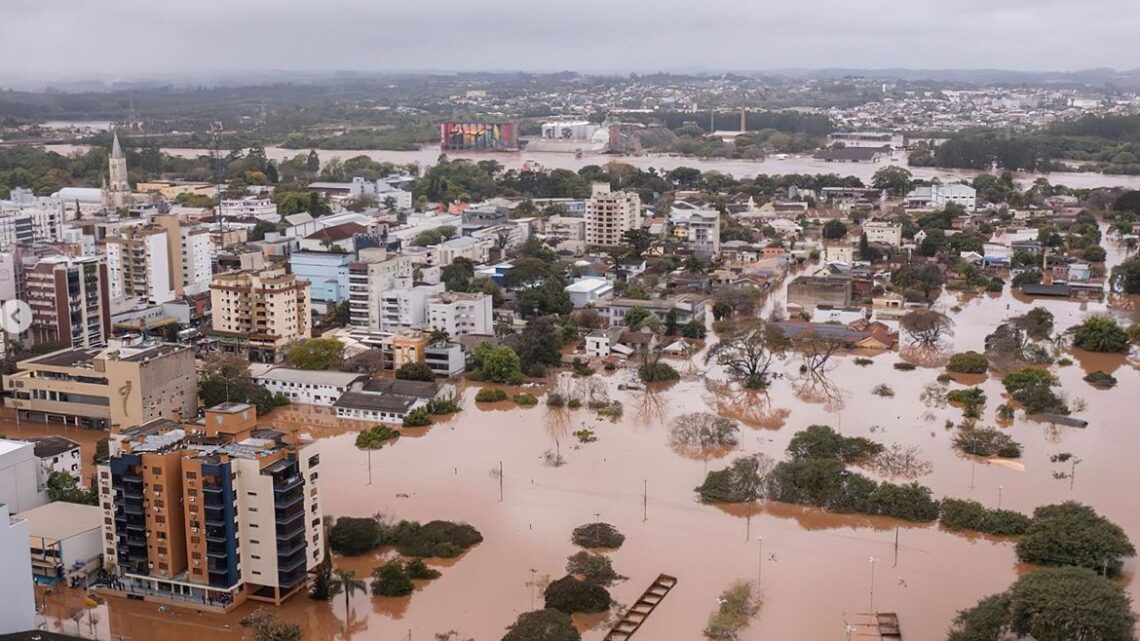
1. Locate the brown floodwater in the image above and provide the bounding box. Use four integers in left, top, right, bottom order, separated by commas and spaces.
38, 236, 1140, 641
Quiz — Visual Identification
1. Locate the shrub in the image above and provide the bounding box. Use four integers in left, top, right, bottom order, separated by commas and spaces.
854, 357, 874, 366
947, 351, 989, 374
379, 520, 484, 558
240, 609, 302, 641
996, 404, 1015, 420
1002, 368, 1066, 414
1071, 315, 1130, 353
953, 427, 1022, 458
947, 387, 987, 419
513, 392, 538, 406
544, 576, 611, 614
893, 362, 917, 371
1083, 371, 1117, 389
546, 392, 567, 407
940, 498, 1031, 536
425, 396, 461, 415
402, 408, 431, 427
329, 516, 381, 556
1016, 502, 1136, 574
865, 482, 941, 522
638, 361, 680, 383
681, 320, 708, 339
565, 551, 620, 586
871, 384, 894, 397
571, 522, 625, 549
370, 559, 414, 597
567, 398, 583, 409
573, 428, 597, 443
786, 425, 884, 464
603, 362, 617, 371
475, 387, 509, 402
696, 456, 768, 503
405, 558, 441, 580
705, 581, 761, 639
395, 361, 435, 381
502, 609, 581, 641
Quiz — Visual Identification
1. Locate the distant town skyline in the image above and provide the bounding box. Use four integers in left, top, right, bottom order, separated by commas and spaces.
1, 0, 1138, 81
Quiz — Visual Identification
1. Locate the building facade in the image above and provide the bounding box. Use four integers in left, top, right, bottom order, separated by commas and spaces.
25, 255, 111, 349
862, 221, 903, 247
0, 440, 48, 513
585, 183, 640, 246
0, 505, 36, 634
105, 225, 177, 304
98, 403, 324, 610
210, 265, 311, 362
426, 292, 493, 337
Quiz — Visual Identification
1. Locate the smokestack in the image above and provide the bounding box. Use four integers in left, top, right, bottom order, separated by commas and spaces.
740, 108, 746, 133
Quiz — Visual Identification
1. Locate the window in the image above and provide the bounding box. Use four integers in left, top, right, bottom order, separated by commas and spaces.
250, 539, 260, 545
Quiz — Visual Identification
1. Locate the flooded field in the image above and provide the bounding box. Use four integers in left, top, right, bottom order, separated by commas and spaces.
35, 237, 1140, 641
41, 142, 1140, 190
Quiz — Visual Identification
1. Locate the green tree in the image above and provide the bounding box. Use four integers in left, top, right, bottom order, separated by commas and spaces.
1112, 256, 1140, 294
473, 343, 524, 384
370, 560, 414, 597
543, 576, 611, 614
822, 219, 848, 239
786, 424, 883, 463
285, 338, 345, 370
892, 263, 945, 301
1016, 502, 1135, 574
329, 517, 381, 556
1070, 315, 1130, 352
395, 361, 435, 381
355, 425, 399, 485
45, 471, 97, 505
501, 609, 581, 641
624, 306, 652, 331
309, 548, 335, 601
622, 229, 654, 257
517, 316, 563, 376
1002, 368, 1065, 414
871, 165, 914, 195
240, 609, 302, 641
946, 351, 989, 374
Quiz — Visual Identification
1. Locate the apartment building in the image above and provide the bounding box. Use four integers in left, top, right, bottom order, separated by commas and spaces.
436, 236, 492, 266
0, 439, 49, 513
347, 251, 415, 331
379, 282, 445, 333
669, 207, 721, 257
426, 291, 493, 337
585, 182, 641, 246
105, 225, 176, 304
4, 339, 197, 430
598, 294, 708, 328
209, 264, 311, 363
0, 505, 36, 634
218, 196, 278, 221
97, 403, 323, 610
288, 252, 353, 310
24, 255, 111, 349
0, 188, 66, 251
155, 215, 212, 297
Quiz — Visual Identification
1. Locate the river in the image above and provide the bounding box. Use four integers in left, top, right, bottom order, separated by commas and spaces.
40, 142, 1140, 190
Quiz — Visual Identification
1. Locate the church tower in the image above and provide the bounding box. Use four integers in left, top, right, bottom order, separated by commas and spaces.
106, 131, 130, 210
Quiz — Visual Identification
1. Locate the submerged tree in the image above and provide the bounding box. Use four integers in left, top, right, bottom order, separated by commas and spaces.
900, 309, 954, 346
706, 321, 788, 389
667, 412, 741, 455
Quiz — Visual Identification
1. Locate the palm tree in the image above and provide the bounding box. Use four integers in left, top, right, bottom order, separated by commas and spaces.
332, 568, 367, 627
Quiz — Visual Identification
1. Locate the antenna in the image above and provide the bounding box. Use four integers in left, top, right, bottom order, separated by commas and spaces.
210, 121, 224, 233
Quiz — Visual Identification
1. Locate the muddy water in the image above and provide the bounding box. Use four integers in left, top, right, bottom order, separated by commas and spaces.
41, 143, 1140, 189
39, 238, 1140, 641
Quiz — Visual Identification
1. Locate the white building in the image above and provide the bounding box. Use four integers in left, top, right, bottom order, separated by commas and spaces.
219, 196, 279, 221
0, 188, 66, 251
22, 501, 103, 585
380, 282, 445, 332
436, 236, 492, 266
32, 436, 83, 486
426, 291, 494, 337
105, 225, 176, 304
906, 184, 977, 212
0, 440, 48, 513
669, 207, 721, 257
586, 182, 640, 246
254, 367, 368, 407
565, 277, 614, 308
348, 251, 416, 331
0, 505, 36, 634
862, 221, 903, 247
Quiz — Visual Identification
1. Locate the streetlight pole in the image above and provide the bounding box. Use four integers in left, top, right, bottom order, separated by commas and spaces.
998, 485, 1004, 510
868, 556, 876, 614
757, 536, 764, 590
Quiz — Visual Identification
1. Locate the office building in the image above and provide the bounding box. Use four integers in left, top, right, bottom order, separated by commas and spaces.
98, 403, 323, 610
585, 183, 640, 246
24, 255, 111, 349
209, 264, 311, 362
4, 339, 197, 430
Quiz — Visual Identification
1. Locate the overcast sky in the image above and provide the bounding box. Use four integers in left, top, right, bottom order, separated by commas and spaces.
2, 0, 1138, 80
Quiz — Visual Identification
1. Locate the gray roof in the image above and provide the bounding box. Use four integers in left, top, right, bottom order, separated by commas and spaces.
257, 367, 368, 388
334, 391, 418, 414
32, 436, 81, 458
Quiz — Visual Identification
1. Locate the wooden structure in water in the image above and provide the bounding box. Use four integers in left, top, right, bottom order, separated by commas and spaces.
846, 612, 902, 640
602, 574, 677, 641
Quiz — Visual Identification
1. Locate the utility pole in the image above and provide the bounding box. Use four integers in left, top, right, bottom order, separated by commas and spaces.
893, 526, 899, 568
642, 479, 647, 522
868, 556, 877, 614
756, 536, 764, 589
498, 461, 504, 502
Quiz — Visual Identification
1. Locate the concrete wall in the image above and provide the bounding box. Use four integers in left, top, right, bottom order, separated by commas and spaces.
0, 506, 36, 634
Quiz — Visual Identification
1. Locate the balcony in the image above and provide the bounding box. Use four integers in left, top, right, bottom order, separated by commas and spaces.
273, 475, 303, 493
276, 536, 307, 558
274, 506, 305, 527
277, 553, 307, 574
275, 492, 304, 511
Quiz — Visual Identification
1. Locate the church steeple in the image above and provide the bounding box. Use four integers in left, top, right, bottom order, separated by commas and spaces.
105, 129, 130, 210
111, 131, 124, 159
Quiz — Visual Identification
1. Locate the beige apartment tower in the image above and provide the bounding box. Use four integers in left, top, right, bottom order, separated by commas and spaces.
209, 263, 311, 362
585, 182, 641, 246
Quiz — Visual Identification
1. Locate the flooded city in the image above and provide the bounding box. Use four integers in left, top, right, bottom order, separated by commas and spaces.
25, 230, 1138, 641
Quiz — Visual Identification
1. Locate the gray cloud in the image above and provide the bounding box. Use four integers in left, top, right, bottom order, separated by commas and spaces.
0, 0, 1135, 80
